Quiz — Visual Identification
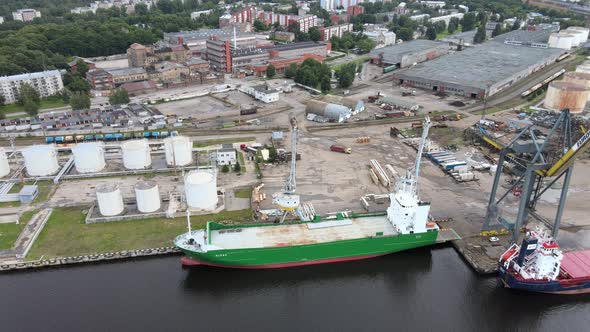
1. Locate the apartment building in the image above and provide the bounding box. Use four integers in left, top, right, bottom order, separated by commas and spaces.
12, 9, 41, 22
0, 70, 63, 104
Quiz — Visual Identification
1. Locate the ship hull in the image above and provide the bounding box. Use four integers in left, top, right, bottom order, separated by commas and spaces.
498, 267, 590, 294
179, 231, 439, 269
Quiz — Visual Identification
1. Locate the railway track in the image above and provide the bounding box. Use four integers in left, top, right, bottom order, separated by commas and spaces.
306, 116, 419, 132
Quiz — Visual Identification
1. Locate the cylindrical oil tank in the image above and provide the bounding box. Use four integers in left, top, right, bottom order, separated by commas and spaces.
72, 142, 105, 173
96, 183, 124, 216
0, 148, 9, 178
564, 72, 590, 101
184, 170, 217, 210
544, 81, 590, 113
122, 139, 151, 169
135, 181, 160, 213
566, 27, 589, 43
164, 136, 192, 167
23, 145, 59, 176
548, 32, 575, 50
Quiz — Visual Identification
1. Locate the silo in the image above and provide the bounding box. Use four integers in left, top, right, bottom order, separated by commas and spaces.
122, 139, 151, 169
564, 72, 590, 101
0, 148, 10, 178
96, 183, 124, 216
23, 145, 59, 176
135, 181, 160, 213
548, 33, 574, 50
72, 142, 106, 173
184, 170, 218, 210
164, 136, 193, 166
544, 81, 590, 113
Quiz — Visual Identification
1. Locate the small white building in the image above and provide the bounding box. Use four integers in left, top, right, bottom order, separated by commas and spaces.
217, 144, 237, 165
12, 9, 41, 22
240, 84, 280, 103
419, 1, 446, 8
191, 10, 213, 19
364, 28, 396, 47
0, 17, 4, 24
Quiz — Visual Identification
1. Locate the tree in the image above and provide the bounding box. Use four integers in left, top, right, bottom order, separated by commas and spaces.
0, 95, 5, 106
448, 18, 458, 34
66, 76, 91, 93
512, 19, 522, 31
18, 83, 40, 106
308, 27, 321, 42
135, 3, 149, 15
253, 19, 269, 32
285, 63, 297, 79
396, 27, 414, 41
492, 23, 503, 38
221, 164, 230, 173
461, 12, 477, 31
474, 26, 487, 44
23, 100, 39, 116
426, 26, 437, 40
75, 59, 89, 77
233, 162, 241, 172
109, 89, 130, 105
357, 38, 376, 53
336, 63, 356, 88
266, 64, 276, 78
70, 92, 91, 110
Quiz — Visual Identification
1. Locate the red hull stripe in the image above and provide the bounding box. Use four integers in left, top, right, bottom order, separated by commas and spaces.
181, 253, 389, 269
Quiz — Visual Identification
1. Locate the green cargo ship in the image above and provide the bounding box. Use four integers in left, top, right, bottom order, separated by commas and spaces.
175, 116, 455, 269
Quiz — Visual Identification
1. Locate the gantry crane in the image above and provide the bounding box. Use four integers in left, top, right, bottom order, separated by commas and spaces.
484, 109, 590, 242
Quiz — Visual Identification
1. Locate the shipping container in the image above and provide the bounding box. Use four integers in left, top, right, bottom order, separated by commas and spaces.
45, 137, 54, 143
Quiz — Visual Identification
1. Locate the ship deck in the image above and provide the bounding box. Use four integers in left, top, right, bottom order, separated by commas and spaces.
210, 216, 397, 249
561, 250, 590, 279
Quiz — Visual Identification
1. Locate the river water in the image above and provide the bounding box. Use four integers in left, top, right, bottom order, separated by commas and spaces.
1, 246, 589, 332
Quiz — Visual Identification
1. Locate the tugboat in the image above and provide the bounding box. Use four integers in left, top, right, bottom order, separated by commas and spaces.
498, 227, 590, 294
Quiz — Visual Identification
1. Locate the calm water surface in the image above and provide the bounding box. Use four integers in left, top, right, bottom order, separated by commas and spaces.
1, 246, 590, 332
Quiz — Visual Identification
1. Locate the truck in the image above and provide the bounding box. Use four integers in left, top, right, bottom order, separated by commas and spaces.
330, 145, 352, 154
401, 90, 416, 96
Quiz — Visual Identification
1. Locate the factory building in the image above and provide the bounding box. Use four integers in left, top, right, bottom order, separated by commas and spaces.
216, 144, 237, 165
369, 40, 450, 69
392, 41, 564, 99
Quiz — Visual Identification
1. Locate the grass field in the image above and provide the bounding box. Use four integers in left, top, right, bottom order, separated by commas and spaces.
234, 188, 252, 199
26, 207, 252, 259
0, 97, 66, 115
193, 137, 256, 148
238, 151, 246, 172
0, 210, 38, 250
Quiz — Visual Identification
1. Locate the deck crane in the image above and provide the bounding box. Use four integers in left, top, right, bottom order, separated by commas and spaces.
272, 116, 301, 223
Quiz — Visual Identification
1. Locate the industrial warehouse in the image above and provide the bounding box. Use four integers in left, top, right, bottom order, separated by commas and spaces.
369, 40, 450, 69
392, 40, 564, 99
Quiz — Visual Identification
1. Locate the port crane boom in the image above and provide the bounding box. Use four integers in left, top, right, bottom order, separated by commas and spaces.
272, 116, 301, 222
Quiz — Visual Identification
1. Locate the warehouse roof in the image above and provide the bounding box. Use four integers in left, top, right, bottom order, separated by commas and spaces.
369, 40, 448, 64
492, 24, 558, 44
394, 42, 564, 90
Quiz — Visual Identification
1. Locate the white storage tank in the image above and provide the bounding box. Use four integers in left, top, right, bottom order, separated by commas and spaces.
544, 81, 590, 113
135, 181, 160, 213
72, 142, 106, 173
565, 29, 586, 47
566, 27, 589, 44
164, 136, 193, 166
23, 145, 59, 176
548, 32, 575, 50
122, 139, 152, 169
0, 148, 9, 178
96, 183, 124, 217
184, 170, 218, 210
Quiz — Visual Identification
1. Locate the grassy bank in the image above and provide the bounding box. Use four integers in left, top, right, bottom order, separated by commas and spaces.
0, 97, 66, 115
234, 188, 252, 199
0, 210, 38, 250
26, 207, 252, 259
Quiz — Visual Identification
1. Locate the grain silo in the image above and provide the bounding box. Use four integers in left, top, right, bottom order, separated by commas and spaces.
135, 181, 160, 213
544, 81, 590, 113
305, 100, 352, 123
23, 145, 59, 176
184, 170, 217, 210
164, 136, 193, 167
0, 148, 9, 178
72, 142, 106, 173
122, 139, 152, 170
548, 32, 575, 50
96, 183, 124, 216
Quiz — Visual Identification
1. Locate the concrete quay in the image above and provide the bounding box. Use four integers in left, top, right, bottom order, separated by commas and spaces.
0, 246, 181, 272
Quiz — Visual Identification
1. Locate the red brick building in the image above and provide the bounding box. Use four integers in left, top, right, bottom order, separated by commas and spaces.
249, 54, 324, 77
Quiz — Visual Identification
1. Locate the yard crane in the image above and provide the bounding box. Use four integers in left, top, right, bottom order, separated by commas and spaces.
272, 116, 301, 223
